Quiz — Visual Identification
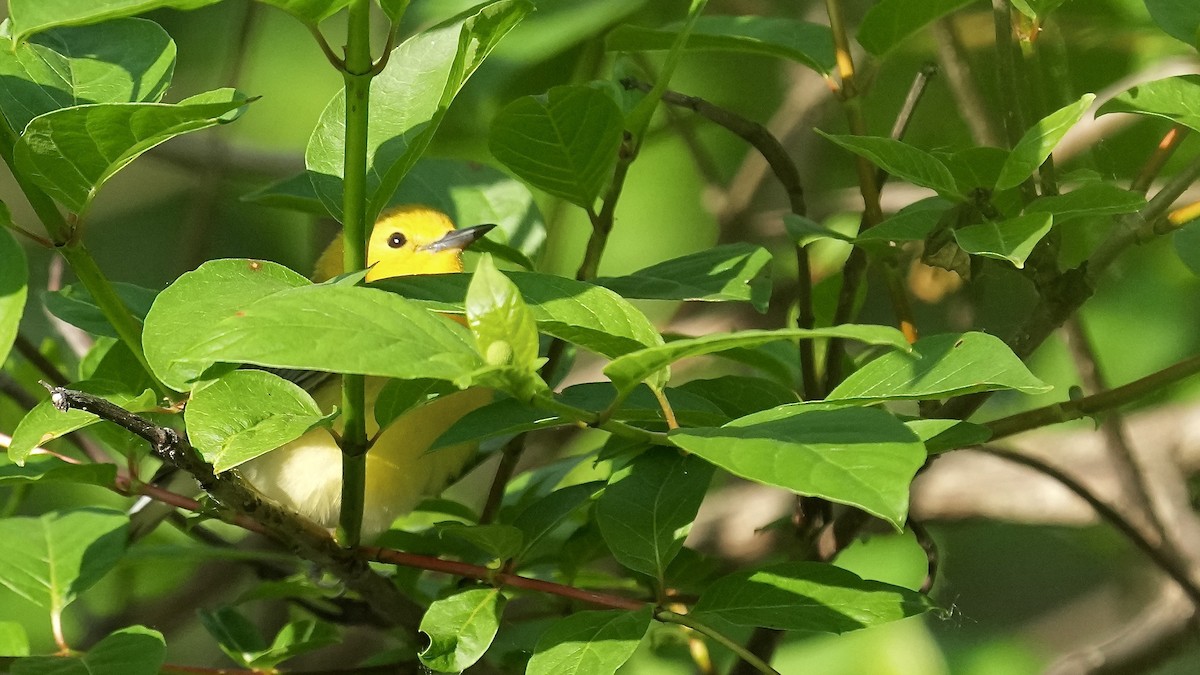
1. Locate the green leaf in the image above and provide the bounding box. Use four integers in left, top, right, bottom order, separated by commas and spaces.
674, 376, 800, 420
7, 0, 218, 43
995, 94, 1095, 191
940, 146, 1010, 194
953, 213, 1053, 268
816, 132, 961, 199
594, 243, 773, 312
596, 448, 713, 583
466, 255, 541, 373
14, 88, 251, 214
856, 0, 973, 55
143, 259, 310, 391
1144, 0, 1200, 46
905, 418, 991, 455
691, 562, 934, 631
11, 625, 164, 675
429, 396, 566, 450
605, 16, 834, 74
1098, 75, 1200, 132
853, 199, 950, 246
256, 0, 352, 24
669, 406, 924, 528
249, 620, 339, 670
0, 621, 29, 657
418, 587, 506, 673
8, 380, 157, 465
526, 607, 653, 675
374, 378, 455, 429
1010, 0, 1068, 19
0, 455, 118, 486
0, 508, 127, 623
42, 282, 157, 338
0, 18, 174, 134
198, 606, 267, 668
1024, 182, 1146, 223
827, 332, 1051, 401
783, 213, 852, 246
439, 523, 524, 560
306, 0, 531, 221
184, 369, 334, 472
1175, 220, 1200, 277
512, 481, 604, 563
489, 84, 624, 209
604, 325, 909, 397
0, 224, 27, 369
375, 272, 664, 359
176, 285, 482, 385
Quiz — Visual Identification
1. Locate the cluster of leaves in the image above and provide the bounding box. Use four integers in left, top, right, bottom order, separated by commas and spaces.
0, 0, 1199, 673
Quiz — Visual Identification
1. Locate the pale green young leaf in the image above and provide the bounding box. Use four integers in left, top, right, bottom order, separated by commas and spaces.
418, 588, 506, 673
596, 448, 714, 583
0, 18, 175, 134
1098, 75, 1200, 132
605, 16, 834, 73
594, 243, 773, 312
7, 0, 218, 43
827, 332, 1051, 401
604, 325, 909, 397
12, 625, 164, 675
14, 89, 250, 214
995, 94, 1095, 191
668, 406, 925, 528
691, 562, 934, 631
8, 380, 157, 464
0, 509, 127, 621
489, 84, 624, 209
184, 370, 335, 472
0, 224, 27, 369
953, 213, 1054, 268
816, 132, 962, 198
466, 255, 541, 373
526, 607, 653, 675
143, 259, 310, 391
856, 0, 973, 55
307, 0, 532, 221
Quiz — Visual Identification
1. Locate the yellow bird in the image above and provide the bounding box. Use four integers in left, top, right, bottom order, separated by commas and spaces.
237, 205, 494, 541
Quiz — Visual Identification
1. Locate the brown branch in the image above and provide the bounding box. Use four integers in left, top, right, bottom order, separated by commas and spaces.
1131, 126, 1189, 195
14, 334, 69, 386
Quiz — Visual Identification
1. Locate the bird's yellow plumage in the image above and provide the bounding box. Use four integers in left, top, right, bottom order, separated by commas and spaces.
238, 205, 494, 541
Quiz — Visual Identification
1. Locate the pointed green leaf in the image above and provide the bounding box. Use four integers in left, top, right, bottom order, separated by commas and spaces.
0, 508, 128, 621
0, 18, 175, 134
0, 455, 118, 487
512, 481, 604, 563
953, 213, 1053, 268
594, 243, 773, 312
1098, 75, 1200, 132
604, 325, 909, 397
606, 16, 834, 73
691, 562, 934, 631
674, 376, 800, 420
374, 378, 455, 430
143, 259, 310, 391
249, 620, 339, 670
306, 0, 531, 221
1144, 0, 1200, 46
14, 88, 251, 214
596, 448, 713, 583
853, 200, 950, 245
418, 587, 506, 673
42, 282, 157, 338
184, 369, 335, 472
783, 213, 852, 246
527, 607, 653, 675
828, 332, 1051, 401
489, 84, 624, 209
12, 625, 164, 675
0, 224, 27, 369
198, 606, 268, 667
1025, 182, 1145, 223
7, 0, 218, 43
375, 272, 663, 359
996, 94, 1095, 191
856, 0, 973, 55
905, 418, 991, 455
817, 132, 962, 198
669, 406, 924, 528
8, 380, 157, 465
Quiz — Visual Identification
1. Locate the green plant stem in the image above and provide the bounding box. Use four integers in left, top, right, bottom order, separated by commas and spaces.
626, 0, 708, 139
656, 611, 781, 675
532, 391, 670, 446
1132, 126, 1188, 195
986, 353, 1200, 439
336, 0, 375, 548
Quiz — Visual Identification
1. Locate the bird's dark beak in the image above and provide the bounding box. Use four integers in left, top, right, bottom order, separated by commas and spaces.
418, 224, 497, 253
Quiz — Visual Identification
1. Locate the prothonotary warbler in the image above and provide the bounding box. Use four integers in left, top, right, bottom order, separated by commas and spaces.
237, 205, 495, 541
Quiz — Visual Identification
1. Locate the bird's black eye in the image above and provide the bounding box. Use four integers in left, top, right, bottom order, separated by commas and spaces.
387, 232, 407, 249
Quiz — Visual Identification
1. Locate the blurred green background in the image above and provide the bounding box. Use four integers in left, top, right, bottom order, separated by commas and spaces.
3, 0, 1200, 672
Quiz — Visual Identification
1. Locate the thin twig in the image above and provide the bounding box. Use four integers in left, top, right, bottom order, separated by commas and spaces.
1131, 125, 1189, 195
657, 611, 781, 675
307, 23, 346, 71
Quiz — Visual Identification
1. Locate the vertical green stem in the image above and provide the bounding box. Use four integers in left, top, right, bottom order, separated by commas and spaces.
337, 0, 375, 547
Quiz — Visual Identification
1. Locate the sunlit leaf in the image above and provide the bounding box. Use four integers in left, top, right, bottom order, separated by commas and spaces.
1098, 75, 1200, 132
995, 94, 1095, 191
8, 380, 157, 465
526, 607, 653, 675
7, 0, 218, 43
419, 588, 505, 673
11, 625, 164, 675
